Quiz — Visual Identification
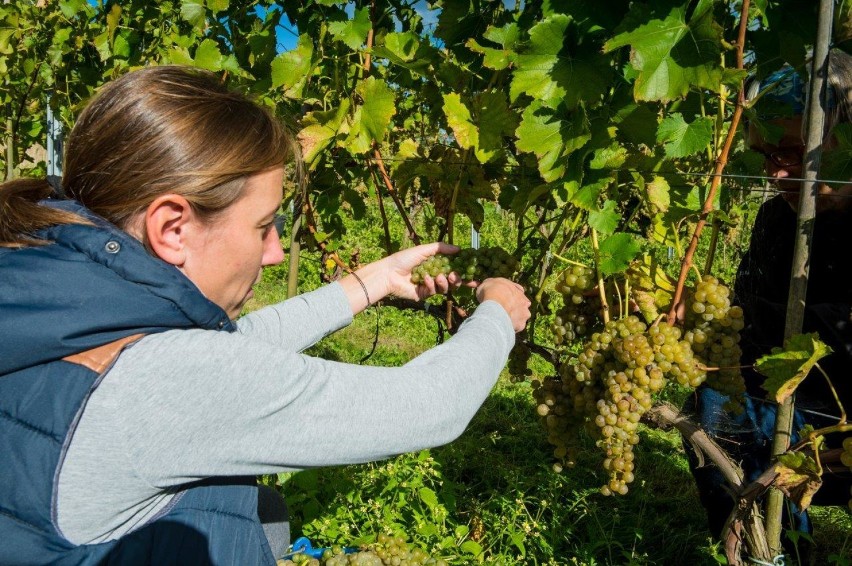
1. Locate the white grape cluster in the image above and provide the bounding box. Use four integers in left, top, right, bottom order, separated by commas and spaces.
683, 275, 746, 412
279, 534, 447, 566
537, 274, 746, 495
551, 264, 600, 345
410, 247, 518, 284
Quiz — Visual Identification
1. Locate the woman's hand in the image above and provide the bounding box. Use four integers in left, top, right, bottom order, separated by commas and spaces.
340, 242, 469, 315
475, 278, 531, 332
379, 242, 470, 301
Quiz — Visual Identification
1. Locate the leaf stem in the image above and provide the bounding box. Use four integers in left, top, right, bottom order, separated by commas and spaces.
590, 228, 611, 324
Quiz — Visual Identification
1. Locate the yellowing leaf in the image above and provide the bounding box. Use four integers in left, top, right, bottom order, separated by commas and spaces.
646, 175, 671, 214
356, 77, 396, 143
775, 452, 822, 511
271, 34, 313, 98
754, 333, 833, 404
443, 92, 478, 150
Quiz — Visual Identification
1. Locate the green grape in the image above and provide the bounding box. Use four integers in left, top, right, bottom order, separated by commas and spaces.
410, 247, 519, 284
303, 532, 447, 566
683, 275, 746, 412
536, 273, 746, 496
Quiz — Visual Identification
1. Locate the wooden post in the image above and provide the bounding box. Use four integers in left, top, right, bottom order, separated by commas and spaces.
765, 0, 834, 555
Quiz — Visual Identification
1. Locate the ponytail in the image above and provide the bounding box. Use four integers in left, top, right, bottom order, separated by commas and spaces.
0, 179, 87, 248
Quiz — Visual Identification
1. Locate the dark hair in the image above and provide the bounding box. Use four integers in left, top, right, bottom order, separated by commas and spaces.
0, 66, 295, 248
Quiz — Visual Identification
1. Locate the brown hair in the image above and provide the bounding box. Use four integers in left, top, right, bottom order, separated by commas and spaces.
0, 65, 295, 248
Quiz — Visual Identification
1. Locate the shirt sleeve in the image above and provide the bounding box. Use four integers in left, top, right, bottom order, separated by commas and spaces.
235, 282, 353, 351
80, 300, 515, 487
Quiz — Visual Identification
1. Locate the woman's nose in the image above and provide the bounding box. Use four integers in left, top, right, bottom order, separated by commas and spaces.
262, 228, 285, 266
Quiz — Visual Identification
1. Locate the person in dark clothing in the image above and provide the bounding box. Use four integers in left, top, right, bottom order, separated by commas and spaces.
684, 49, 852, 554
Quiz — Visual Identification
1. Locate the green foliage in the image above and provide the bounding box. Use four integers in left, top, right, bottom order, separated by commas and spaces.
6, 1, 849, 562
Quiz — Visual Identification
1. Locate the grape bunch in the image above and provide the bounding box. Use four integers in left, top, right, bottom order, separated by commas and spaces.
278, 534, 448, 566
551, 264, 601, 345
537, 273, 749, 495
507, 341, 533, 380
683, 275, 746, 412
555, 264, 596, 306
410, 246, 519, 284
535, 315, 707, 495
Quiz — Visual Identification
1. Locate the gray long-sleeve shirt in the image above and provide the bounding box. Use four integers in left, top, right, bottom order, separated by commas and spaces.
56, 283, 515, 544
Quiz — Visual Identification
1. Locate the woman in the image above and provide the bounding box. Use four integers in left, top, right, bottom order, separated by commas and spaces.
0, 66, 531, 565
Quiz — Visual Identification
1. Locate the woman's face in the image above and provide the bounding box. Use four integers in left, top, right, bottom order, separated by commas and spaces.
181, 167, 285, 319
747, 116, 852, 212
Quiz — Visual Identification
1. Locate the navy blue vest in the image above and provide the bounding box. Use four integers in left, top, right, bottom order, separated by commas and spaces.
0, 201, 275, 565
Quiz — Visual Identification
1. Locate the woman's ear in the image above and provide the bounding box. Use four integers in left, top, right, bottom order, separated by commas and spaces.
144, 194, 194, 266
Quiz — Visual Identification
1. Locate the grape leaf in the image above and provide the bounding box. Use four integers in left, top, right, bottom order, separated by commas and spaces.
603, 0, 723, 102
645, 175, 671, 214
821, 123, 852, 189
381, 31, 419, 62
774, 452, 822, 511
166, 46, 193, 66
328, 6, 370, 50
297, 101, 351, 168
656, 113, 713, 158
443, 92, 478, 151
613, 102, 659, 146
357, 77, 396, 142
571, 177, 608, 210
590, 144, 627, 170
194, 38, 223, 71
180, 0, 206, 28
343, 107, 372, 154
510, 15, 569, 103
473, 91, 518, 163
754, 333, 833, 404
466, 38, 511, 70
271, 34, 313, 98
588, 200, 619, 235
58, 0, 84, 19
510, 15, 610, 108
466, 23, 520, 70
207, 0, 229, 13
599, 232, 642, 276
515, 101, 590, 182
112, 30, 131, 60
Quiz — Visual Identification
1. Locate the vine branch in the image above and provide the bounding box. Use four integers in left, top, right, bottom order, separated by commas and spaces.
667, 0, 750, 325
